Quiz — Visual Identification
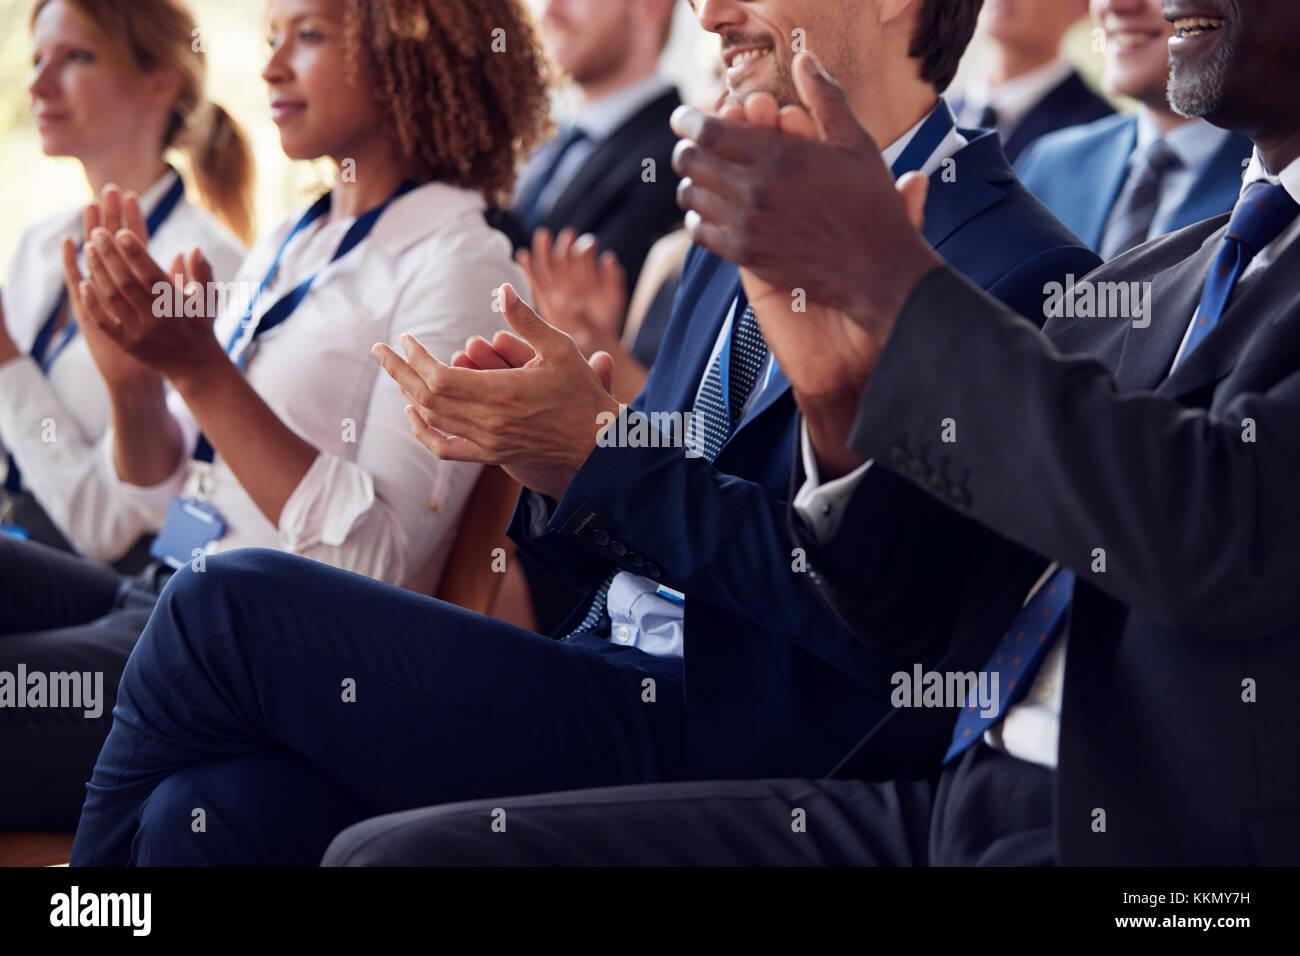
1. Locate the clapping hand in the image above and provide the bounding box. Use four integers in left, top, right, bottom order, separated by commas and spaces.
373, 283, 621, 500
517, 228, 628, 359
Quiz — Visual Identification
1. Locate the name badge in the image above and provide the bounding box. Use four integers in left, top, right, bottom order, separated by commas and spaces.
149, 498, 227, 569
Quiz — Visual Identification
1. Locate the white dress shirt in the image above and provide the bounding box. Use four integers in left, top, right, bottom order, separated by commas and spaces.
542, 103, 969, 660
1100, 111, 1238, 244
90, 180, 524, 588
795, 146, 1300, 769
516, 74, 674, 220
957, 58, 1075, 141
0, 169, 245, 558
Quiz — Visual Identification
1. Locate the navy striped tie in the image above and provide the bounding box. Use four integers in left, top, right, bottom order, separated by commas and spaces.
569, 302, 767, 635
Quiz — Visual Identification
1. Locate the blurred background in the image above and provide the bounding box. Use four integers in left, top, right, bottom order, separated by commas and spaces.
0, 0, 1105, 269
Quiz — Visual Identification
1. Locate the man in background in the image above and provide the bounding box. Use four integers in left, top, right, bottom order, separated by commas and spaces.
1016, 0, 1251, 257
954, 0, 1113, 162
493, 0, 683, 293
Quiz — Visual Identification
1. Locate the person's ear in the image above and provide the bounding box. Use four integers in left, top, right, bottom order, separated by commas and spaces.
143, 64, 183, 113
877, 0, 919, 28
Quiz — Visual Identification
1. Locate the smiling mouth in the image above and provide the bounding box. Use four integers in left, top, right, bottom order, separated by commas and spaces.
723, 46, 773, 74
1172, 15, 1225, 38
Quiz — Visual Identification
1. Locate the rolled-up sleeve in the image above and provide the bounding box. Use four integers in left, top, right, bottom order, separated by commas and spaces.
274, 258, 519, 587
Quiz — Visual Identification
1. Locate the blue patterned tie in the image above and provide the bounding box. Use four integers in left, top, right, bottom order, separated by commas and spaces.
945, 180, 1300, 764
1182, 181, 1299, 358
569, 301, 767, 635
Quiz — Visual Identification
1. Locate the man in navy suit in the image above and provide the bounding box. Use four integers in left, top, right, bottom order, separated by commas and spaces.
70, 0, 1098, 866
1017, 0, 1251, 256
490, 0, 683, 294
334, 1, 1300, 867
954, 0, 1113, 162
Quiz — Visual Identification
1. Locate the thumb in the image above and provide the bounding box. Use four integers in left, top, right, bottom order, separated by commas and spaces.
896, 172, 930, 232
187, 248, 213, 287
588, 350, 614, 394
792, 52, 873, 152
499, 283, 567, 357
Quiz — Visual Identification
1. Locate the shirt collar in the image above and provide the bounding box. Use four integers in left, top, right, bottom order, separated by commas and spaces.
567, 75, 673, 141
365, 180, 489, 257
1133, 111, 1232, 171
881, 99, 967, 179
1241, 147, 1300, 204
966, 57, 1074, 132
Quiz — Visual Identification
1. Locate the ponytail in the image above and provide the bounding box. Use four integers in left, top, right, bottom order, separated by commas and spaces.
174, 101, 256, 246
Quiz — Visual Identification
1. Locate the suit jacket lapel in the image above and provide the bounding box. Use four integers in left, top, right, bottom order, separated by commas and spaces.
1158, 231, 1300, 399
1078, 118, 1139, 249
1112, 227, 1222, 390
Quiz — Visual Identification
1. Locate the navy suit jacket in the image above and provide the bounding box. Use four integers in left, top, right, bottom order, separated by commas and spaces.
1016, 112, 1253, 251
957, 70, 1115, 164
508, 128, 1101, 781
491, 87, 684, 292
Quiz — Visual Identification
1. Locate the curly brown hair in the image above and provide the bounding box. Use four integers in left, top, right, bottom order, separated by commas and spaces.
341, 0, 553, 206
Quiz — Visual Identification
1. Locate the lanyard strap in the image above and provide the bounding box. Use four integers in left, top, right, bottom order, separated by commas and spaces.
193, 178, 417, 464
890, 99, 957, 178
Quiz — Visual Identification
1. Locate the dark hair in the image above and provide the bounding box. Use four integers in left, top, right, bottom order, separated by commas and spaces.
910, 0, 985, 94
342, 0, 553, 206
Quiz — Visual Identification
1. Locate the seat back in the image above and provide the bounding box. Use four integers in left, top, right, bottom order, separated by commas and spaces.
432, 466, 521, 615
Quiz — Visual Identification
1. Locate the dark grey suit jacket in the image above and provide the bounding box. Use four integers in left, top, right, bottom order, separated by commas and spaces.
796, 214, 1300, 865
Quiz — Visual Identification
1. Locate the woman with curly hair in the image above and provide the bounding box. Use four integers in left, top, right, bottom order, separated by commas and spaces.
1, 0, 551, 833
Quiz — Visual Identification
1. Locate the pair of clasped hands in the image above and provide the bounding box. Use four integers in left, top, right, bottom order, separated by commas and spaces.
376, 53, 941, 498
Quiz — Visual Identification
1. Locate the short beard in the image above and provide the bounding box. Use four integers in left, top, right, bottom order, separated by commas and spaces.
1168, 30, 1233, 118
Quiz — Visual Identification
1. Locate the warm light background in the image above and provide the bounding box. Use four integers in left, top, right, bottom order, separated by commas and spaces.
0, 0, 1103, 271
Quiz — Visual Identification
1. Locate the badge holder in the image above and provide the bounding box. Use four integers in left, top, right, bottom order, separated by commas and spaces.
149, 461, 227, 569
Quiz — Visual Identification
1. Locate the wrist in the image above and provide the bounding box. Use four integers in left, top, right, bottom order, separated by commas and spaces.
796, 387, 867, 481
166, 344, 233, 399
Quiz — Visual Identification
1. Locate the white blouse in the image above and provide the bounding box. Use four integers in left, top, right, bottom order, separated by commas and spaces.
95, 180, 523, 589
0, 169, 245, 558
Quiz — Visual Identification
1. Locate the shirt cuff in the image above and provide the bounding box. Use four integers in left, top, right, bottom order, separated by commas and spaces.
278, 451, 375, 550
791, 421, 874, 543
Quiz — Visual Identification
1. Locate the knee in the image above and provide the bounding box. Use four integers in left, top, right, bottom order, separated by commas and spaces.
133, 766, 224, 865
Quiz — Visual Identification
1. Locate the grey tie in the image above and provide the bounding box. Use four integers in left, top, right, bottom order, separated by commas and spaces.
1099, 139, 1181, 260
567, 301, 767, 636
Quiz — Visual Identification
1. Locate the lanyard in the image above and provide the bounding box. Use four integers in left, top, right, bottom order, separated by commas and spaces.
30, 170, 188, 374
192, 178, 417, 464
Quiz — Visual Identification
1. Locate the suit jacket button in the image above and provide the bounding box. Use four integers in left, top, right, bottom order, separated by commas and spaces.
927, 473, 947, 493
907, 459, 927, 479
644, 562, 662, 579
889, 446, 908, 467
610, 540, 628, 557
627, 552, 644, 567
592, 529, 611, 547
951, 486, 970, 506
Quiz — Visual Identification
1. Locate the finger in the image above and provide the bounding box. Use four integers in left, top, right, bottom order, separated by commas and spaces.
792, 52, 876, 151
110, 229, 169, 292
449, 351, 481, 370
77, 279, 125, 340
83, 204, 102, 245
491, 330, 538, 368
777, 104, 819, 141
187, 247, 213, 289
684, 214, 740, 265
464, 335, 512, 370
670, 105, 766, 163
398, 333, 484, 404
123, 192, 149, 242
404, 407, 495, 464
101, 186, 123, 237
552, 227, 579, 281
742, 91, 781, 130
84, 240, 141, 324
718, 102, 745, 123
588, 350, 614, 394
61, 238, 85, 304
677, 177, 744, 228
529, 228, 556, 296
671, 139, 748, 199
372, 342, 437, 407
573, 234, 600, 290
499, 283, 571, 358
896, 172, 930, 232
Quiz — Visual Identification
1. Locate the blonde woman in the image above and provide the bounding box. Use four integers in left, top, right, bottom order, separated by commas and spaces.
0, 0, 253, 566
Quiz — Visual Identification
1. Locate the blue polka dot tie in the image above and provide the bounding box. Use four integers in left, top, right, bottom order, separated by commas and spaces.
944, 568, 1076, 764
1181, 181, 1299, 358
568, 301, 767, 636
